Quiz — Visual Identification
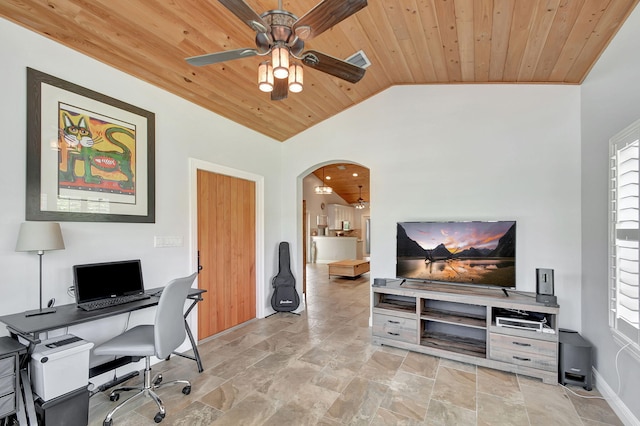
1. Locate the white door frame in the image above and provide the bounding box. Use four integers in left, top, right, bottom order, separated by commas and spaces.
188, 158, 266, 341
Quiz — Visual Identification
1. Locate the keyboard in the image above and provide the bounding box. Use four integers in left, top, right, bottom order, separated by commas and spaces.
78, 293, 151, 311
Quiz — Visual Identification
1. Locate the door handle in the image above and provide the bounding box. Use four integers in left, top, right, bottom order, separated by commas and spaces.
197, 250, 203, 273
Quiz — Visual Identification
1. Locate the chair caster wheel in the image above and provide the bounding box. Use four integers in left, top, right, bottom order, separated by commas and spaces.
154, 412, 165, 423
182, 385, 191, 395
103, 419, 113, 426
109, 393, 120, 402
154, 374, 163, 385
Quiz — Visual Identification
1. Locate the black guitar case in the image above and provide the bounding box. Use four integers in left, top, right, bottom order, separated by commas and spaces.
271, 242, 300, 312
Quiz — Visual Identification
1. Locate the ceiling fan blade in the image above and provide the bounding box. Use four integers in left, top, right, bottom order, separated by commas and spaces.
186, 48, 258, 66
218, 0, 271, 33
271, 78, 288, 101
302, 50, 366, 83
293, 0, 367, 40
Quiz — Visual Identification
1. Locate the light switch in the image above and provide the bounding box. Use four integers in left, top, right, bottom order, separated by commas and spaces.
154, 236, 184, 248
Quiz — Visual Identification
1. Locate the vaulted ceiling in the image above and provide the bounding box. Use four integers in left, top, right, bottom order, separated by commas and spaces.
1, 0, 637, 142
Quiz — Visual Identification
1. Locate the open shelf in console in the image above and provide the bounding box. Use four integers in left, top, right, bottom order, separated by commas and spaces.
373, 293, 416, 315
420, 299, 487, 329
420, 299, 487, 358
420, 328, 486, 358
491, 307, 557, 337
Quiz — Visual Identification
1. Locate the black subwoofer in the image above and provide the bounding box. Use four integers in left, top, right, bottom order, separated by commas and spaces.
558, 329, 592, 391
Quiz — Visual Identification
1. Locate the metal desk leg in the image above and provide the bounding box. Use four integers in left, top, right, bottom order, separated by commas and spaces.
171, 295, 204, 373
15, 377, 27, 426
20, 370, 37, 426
184, 319, 203, 373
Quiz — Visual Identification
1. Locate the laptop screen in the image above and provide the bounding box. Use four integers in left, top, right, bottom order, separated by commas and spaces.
73, 259, 145, 304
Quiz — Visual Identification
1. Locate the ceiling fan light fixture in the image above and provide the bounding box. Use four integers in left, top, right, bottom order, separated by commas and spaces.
257, 61, 274, 92
315, 186, 333, 195
288, 63, 303, 93
272, 45, 289, 79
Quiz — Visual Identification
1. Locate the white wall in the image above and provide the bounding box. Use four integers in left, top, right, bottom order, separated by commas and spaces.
581, 4, 640, 423
282, 84, 582, 330
0, 18, 283, 380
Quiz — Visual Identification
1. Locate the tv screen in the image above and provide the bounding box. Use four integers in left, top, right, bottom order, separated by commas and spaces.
396, 221, 516, 288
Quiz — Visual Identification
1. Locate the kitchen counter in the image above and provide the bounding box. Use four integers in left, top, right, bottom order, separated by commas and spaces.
312, 236, 357, 263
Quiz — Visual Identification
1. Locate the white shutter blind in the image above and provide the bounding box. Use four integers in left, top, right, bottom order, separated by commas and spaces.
609, 119, 640, 348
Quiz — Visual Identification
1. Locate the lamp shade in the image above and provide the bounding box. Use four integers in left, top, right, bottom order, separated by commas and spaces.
16, 222, 65, 252
288, 63, 303, 93
272, 46, 290, 79
258, 61, 274, 92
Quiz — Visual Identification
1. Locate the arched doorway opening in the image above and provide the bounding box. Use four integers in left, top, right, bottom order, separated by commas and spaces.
301, 162, 370, 298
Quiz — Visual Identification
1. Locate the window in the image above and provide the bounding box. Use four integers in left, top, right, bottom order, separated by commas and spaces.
609, 119, 640, 350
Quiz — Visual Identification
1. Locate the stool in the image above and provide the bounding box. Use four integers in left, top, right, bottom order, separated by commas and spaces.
559, 329, 592, 391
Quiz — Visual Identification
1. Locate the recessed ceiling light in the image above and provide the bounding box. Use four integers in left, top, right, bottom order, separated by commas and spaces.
326, 176, 331, 180
352, 173, 358, 177
337, 165, 346, 170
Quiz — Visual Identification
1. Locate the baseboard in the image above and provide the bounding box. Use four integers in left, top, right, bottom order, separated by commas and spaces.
592, 367, 640, 426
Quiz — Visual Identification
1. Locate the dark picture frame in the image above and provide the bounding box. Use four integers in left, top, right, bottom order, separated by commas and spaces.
26, 68, 155, 222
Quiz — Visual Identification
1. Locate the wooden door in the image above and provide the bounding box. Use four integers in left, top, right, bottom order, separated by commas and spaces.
197, 170, 256, 339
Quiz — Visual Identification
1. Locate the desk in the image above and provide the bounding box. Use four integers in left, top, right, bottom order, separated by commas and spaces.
0, 288, 206, 376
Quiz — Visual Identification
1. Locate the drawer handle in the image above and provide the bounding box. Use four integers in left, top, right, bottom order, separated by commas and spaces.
387, 332, 400, 336
512, 342, 532, 347
513, 356, 531, 362
387, 320, 401, 324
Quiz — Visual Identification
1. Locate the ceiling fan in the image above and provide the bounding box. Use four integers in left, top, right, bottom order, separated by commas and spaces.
185, 0, 368, 101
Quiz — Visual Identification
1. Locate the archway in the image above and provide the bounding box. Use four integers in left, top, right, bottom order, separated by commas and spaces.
300, 162, 370, 299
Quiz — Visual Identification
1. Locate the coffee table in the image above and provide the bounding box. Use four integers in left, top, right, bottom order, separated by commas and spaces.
328, 259, 370, 278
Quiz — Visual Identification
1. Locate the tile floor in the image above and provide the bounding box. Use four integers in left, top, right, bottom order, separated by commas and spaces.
88, 264, 623, 425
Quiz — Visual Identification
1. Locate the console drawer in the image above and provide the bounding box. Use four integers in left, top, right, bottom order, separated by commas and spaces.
490, 333, 557, 371
373, 313, 417, 344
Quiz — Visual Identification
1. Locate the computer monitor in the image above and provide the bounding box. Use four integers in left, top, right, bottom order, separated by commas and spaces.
73, 259, 145, 304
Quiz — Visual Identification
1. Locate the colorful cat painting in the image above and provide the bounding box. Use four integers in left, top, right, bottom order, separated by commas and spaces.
58, 112, 135, 192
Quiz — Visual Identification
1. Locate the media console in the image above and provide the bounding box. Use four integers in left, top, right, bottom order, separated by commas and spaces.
372, 279, 559, 384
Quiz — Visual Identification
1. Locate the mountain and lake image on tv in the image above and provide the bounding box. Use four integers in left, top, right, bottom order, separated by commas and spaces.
396, 221, 516, 288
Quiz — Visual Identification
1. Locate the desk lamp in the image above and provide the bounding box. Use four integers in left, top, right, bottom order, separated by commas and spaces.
15, 222, 65, 317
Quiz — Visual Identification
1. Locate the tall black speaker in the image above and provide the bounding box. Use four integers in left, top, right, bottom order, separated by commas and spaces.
536, 268, 557, 306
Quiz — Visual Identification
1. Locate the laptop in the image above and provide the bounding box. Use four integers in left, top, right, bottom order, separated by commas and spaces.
73, 259, 150, 311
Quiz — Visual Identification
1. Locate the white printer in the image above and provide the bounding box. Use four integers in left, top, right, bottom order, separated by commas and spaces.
30, 334, 94, 401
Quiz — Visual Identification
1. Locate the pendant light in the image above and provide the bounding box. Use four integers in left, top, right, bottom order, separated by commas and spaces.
355, 185, 366, 209
314, 167, 333, 194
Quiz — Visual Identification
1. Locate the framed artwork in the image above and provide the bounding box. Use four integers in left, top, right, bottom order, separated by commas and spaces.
26, 68, 155, 222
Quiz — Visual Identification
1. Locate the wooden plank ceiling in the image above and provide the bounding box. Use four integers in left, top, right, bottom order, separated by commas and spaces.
1, 0, 637, 142
312, 164, 370, 205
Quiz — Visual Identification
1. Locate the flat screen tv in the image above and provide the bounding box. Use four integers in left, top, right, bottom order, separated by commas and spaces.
396, 221, 516, 289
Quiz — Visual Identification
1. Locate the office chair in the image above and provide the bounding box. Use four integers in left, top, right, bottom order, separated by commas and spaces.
93, 272, 198, 425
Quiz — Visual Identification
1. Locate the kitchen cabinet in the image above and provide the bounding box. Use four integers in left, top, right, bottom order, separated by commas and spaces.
327, 204, 354, 230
